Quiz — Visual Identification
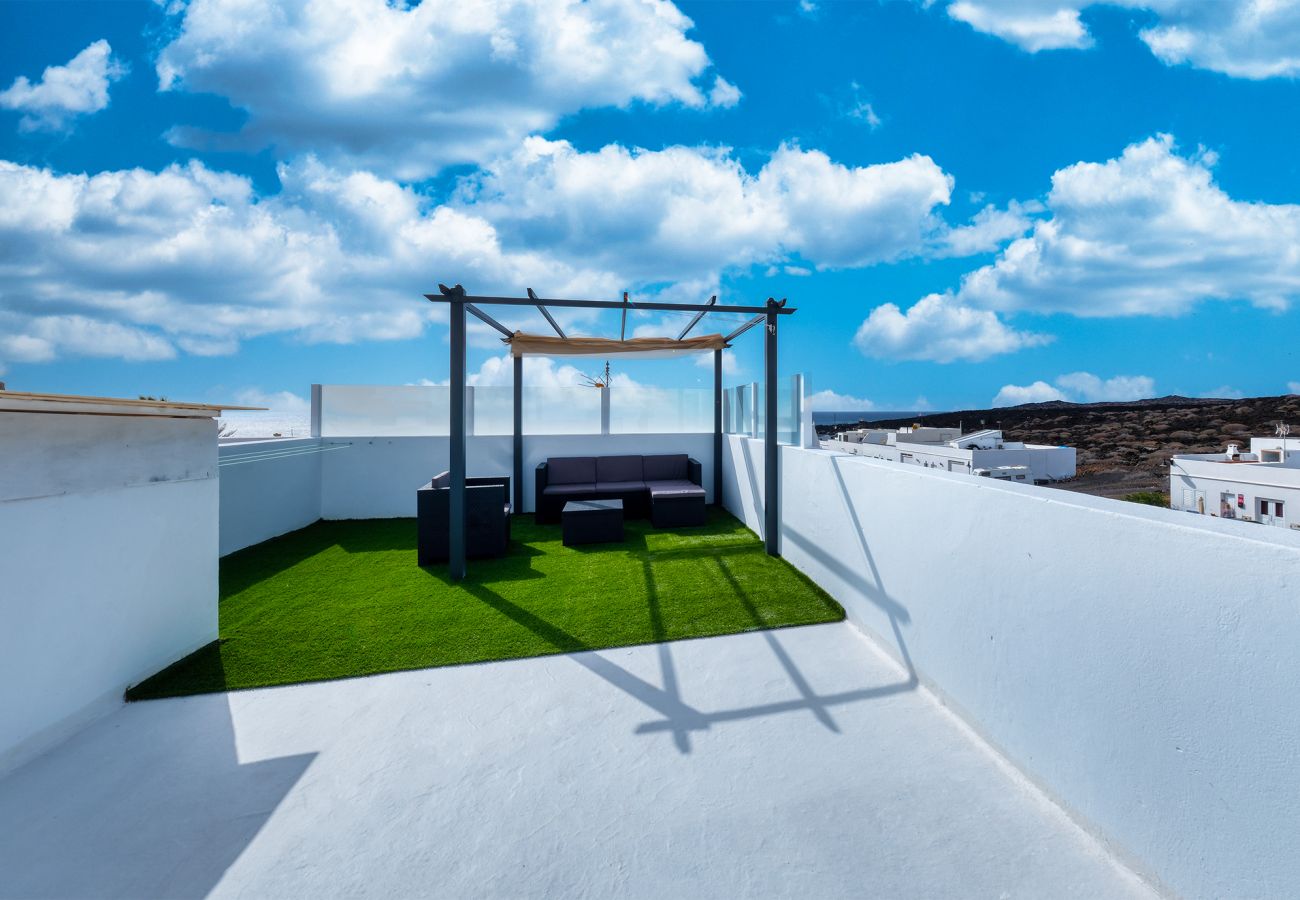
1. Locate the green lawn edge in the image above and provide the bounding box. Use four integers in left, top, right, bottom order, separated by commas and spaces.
128, 510, 845, 701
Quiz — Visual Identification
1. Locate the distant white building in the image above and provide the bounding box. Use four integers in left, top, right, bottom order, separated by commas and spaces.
823, 426, 1076, 484
1169, 435, 1300, 530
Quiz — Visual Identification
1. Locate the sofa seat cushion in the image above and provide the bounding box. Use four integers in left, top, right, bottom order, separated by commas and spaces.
643, 453, 689, 481
547, 457, 596, 485
646, 479, 705, 499
543, 483, 596, 496
596, 455, 643, 483
595, 480, 646, 494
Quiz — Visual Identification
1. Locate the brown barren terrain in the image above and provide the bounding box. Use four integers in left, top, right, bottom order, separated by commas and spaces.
818, 394, 1300, 500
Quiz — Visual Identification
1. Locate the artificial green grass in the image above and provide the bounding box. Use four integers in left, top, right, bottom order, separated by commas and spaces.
127, 509, 843, 700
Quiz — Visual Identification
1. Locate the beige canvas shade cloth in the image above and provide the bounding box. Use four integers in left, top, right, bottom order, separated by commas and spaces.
507, 331, 728, 357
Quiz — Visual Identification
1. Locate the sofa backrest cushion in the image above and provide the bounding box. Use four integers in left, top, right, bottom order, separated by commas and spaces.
547, 456, 596, 484
642, 454, 688, 481
596, 455, 643, 484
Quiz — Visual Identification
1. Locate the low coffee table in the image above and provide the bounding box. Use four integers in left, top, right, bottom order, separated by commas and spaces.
562, 499, 624, 546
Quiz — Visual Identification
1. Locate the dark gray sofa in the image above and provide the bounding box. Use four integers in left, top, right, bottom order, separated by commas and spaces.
535, 454, 704, 525
418, 473, 511, 565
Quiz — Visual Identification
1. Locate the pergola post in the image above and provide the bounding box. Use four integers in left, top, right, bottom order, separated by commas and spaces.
513, 353, 523, 513
448, 286, 467, 581
764, 299, 780, 556
713, 348, 723, 508
424, 285, 796, 569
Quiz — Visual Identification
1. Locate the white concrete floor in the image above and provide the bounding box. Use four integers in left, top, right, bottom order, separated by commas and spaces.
0, 623, 1155, 899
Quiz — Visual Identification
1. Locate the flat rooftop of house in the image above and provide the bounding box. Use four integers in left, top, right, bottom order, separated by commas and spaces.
0, 623, 1153, 898
0, 389, 261, 418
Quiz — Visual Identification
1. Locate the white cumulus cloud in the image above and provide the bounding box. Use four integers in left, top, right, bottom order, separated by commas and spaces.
854, 293, 1051, 363
807, 389, 874, 411
946, 1, 1093, 52
0, 40, 125, 132
933, 200, 1038, 257
0, 157, 617, 371
456, 137, 955, 284
956, 135, 1300, 317
156, 0, 733, 179
1201, 385, 1244, 400
0, 132, 972, 369
992, 370, 1155, 406
1054, 371, 1155, 401
933, 1, 1300, 79
991, 380, 1067, 407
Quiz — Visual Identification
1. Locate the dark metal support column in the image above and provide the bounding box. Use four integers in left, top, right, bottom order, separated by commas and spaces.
713, 348, 723, 508
513, 353, 523, 514
448, 288, 467, 580
764, 299, 779, 556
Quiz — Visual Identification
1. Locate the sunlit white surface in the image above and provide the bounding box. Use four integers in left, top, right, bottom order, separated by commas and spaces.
0, 624, 1151, 899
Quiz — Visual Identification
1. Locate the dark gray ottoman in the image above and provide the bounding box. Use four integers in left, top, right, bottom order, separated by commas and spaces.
562, 499, 624, 546
650, 485, 707, 528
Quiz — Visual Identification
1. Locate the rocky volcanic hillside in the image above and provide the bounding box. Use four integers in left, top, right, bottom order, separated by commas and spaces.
819, 394, 1300, 499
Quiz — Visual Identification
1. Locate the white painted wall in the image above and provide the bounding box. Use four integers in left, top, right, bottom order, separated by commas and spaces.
823, 437, 1075, 482
0, 412, 219, 775
1170, 455, 1300, 529
320, 433, 714, 519
217, 432, 716, 548
722, 434, 1300, 900
219, 439, 323, 555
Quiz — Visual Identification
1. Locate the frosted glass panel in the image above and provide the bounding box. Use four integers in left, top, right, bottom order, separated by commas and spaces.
609, 387, 711, 433
522, 386, 601, 434
736, 376, 801, 444
778, 376, 798, 445
724, 385, 752, 434
471, 386, 513, 435
319, 385, 449, 436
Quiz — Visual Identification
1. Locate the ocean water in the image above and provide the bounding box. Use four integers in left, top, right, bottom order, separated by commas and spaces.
812, 410, 930, 427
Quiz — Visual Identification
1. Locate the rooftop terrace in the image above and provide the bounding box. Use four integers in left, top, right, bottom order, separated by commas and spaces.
1, 623, 1153, 899
6, 379, 1300, 898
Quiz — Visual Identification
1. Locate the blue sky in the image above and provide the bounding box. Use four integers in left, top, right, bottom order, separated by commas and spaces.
3, 0, 1300, 416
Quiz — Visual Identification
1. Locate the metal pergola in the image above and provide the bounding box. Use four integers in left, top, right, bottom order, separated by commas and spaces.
425, 284, 797, 580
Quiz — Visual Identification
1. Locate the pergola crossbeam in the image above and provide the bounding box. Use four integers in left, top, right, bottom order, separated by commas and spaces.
466, 303, 513, 339
677, 295, 716, 341
425, 293, 795, 316
724, 314, 766, 343
527, 288, 567, 338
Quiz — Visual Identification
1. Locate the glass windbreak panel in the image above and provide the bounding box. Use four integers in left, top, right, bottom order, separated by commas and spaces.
750, 376, 804, 445
522, 385, 601, 434
724, 385, 751, 434
778, 375, 800, 446
609, 387, 711, 433
319, 385, 449, 436
471, 385, 513, 435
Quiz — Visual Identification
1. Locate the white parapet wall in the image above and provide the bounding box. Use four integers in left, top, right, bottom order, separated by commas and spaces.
219, 438, 325, 555
319, 433, 715, 520
722, 433, 1300, 900
0, 410, 220, 775
217, 432, 716, 551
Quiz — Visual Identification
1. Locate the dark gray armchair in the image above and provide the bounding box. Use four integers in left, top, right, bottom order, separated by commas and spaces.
417, 473, 511, 565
